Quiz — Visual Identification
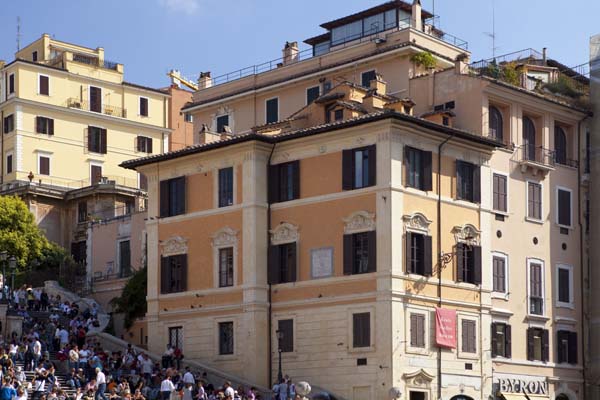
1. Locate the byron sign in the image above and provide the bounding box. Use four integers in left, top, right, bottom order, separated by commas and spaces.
495, 377, 548, 395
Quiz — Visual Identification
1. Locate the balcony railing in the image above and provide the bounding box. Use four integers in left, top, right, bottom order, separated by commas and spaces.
519, 145, 556, 167
72, 53, 119, 71
66, 98, 127, 118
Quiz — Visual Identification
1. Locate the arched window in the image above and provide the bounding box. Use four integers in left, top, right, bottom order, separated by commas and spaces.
555, 126, 567, 165
450, 396, 474, 400
523, 117, 536, 161
555, 394, 570, 400
489, 106, 503, 142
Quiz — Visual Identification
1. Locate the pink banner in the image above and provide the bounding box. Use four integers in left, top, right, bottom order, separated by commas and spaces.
435, 307, 457, 348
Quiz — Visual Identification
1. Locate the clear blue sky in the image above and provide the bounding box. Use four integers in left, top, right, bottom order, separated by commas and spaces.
1, 0, 598, 88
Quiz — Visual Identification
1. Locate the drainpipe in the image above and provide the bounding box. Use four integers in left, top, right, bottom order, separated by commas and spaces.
437, 133, 454, 400
578, 116, 589, 395
266, 142, 276, 388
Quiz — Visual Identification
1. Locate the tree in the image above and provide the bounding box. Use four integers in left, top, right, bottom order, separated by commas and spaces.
110, 266, 147, 329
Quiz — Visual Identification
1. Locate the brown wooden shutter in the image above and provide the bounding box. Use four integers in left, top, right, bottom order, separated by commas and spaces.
417, 315, 425, 347
461, 320, 468, 352
422, 151, 433, 191
473, 165, 481, 203
140, 97, 148, 116
40, 157, 50, 175
292, 160, 300, 200
135, 137, 140, 152
568, 331, 577, 364
160, 257, 169, 294
423, 235, 432, 276
405, 233, 412, 273
557, 331, 566, 364
367, 230, 377, 273
268, 164, 280, 203
160, 180, 169, 217
456, 244, 464, 282
177, 176, 186, 215
87, 126, 94, 151
542, 329, 549, 362
343, 234, 354, 275
268, 245, 280, 284
367, 144, 376, 187
491, 323, 498, 357
100, 128, 107, 153
39, 75, 49, 95
148, 137, 153, 154
410, 314, 417, 346
35, 117, 42, 133
179, 254, 188, 292
342, 149, 353, 190
48, 119, 54, 135
289, 243, 297, 282
558, 189, 571, 226
472, 245, 482, 284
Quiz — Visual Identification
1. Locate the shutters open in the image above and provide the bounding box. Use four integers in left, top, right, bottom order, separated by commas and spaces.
367, 230, 377, 273
423, 235, 433, 276
422, 151, 433, 191
343, 234, 354, 275
342, 150, 353, 190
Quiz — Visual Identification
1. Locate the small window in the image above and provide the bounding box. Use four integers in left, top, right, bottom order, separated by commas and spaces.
493, 173, 507, 212
342, 145, 376, 190
527, 327, 549, 362
91, 165, 102, 185
139, 97, 149, 117
268, 243, 297, 284
160, 254, 187, 294
8, 74, 14, 94
344, 231, 376, 275
39, 75, 49, 96
218, 247, 234, 288
557, 188, 572, 227
218, 321, 234, 355
489, 106, 503, 142
456, 161, 480, 203
168, 326, 183, 351
409, 313, 426, 348
39, 155, 50, 176
269, 161, 300, 203
491, 322, 511, 358
184, 113, 193, 123
456, 243, 482, 285
556, 330, 577, 364
405, 232, 432, 276
529, 262, 544, 315
352, 312, 371, 348
405, 147, 432, 191
306, 86, 320, 104
334, 109, 344, 121
527, 182, 542, 220
78, 201, 87, 223
442, 116, 450, 126
266, 98, 279, 124
554, 126, 567, 165
36, 117, 54, 135
557, 265, 572, 305
218, 167, 234, 207
88, 126, 107, 154
361, 70, 376, 88
492, 255, 506, 293
32, 51, 38, 62
277, 319, 294, 353
461, 319, 477, 353
6, 154, 13, 174
3, 115, 14, 134
159, 176, 186, 217
216, 114, 229, 133
136, 136, 153, 153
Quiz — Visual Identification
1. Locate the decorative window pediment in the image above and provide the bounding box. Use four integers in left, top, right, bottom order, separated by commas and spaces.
402, 212, 432, 235
451, 224, 481, 246
402, 369, 435, 388
343, 211, 376, 234
211, 227, 238, 248
270, 222, 299, 245
161, 236, 188, 257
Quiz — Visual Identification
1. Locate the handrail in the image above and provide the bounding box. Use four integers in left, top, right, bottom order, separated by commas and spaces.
66, 97, 127, 118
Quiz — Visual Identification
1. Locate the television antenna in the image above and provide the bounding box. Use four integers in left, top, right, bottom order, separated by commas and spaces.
16, 17, 22, 51
483, 0, 499, 58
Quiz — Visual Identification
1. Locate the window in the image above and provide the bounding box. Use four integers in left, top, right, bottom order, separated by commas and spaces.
38, 155, 50, 176
556, 330, 577, 364
409, 313, 426, 348
342, 145, 376, 190
71, 241, 87, 265
6, 154, 13, 174
32, 51, 38, 62
334, 109, 344, 121
268, 243, 297, 284
38, 75, 49, 96
89, 86, 102, 113
218, 167, 234, 207
8, 74, 14, 94
184, 113, 193, 123
3, 115, 14, 134
88, 126, 107, 154
352, 312, 371, 348
159, 176, 186, 217
306, 86, 320, 104
269, 161, 299, 203
218, 247, 234, 288
491, 323, 511, 358
492, 255, 507, 293
461, 319, 477, 353
277, 319, 294, 353
456, 243, 481, 285
139, 97, 149, 117
405, 147, 432, 191
168, 327, 183, 351
409, 393, 426, 400
36, 117, 54, 135
557, 188, 572, 227
218, 321, 234, 355
266, 98, 279, 124
529, 261, 544, 315
405, 232, 432, 276
216, 114, 229, 133
361, 70, 376, 88
527, 182, 542, 220
456, 161, 480, 203
91, 164, 102, 185
493, 173, 507, 212
554, 126, 567, 165
344, 231, 376, 275
118, 240, 131, 277
527, 327, 549, 362
523, 117, 536, 161
160, 254, 187, 294
139, 173, 148, 191
557, 265, 572, 306
78, 201, 87, 223
136, 136, 153, 153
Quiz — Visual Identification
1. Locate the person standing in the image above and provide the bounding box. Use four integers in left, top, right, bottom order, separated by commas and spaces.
182, 367, 194, 388
0, 377, 16, 400
160, 376, 175, 400
95, 367, 107, 400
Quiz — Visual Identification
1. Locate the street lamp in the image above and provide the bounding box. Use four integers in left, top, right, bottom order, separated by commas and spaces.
276, 329, 284, 383
9, 256, 17, 305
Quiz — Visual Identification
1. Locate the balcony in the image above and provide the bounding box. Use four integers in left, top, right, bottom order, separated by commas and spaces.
516, 145, 555, 176
66, 98, 127, 118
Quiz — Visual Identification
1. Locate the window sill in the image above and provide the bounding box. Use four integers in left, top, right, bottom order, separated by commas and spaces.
525, 217, 544, 225
555, 302, 575, 310
213, 354, 238, 362
406, 347, 430, 356
525, 314, 550, 323
556, 224, 573, 230
348, 345, 375, 354
457, 352, 479, 361
491, 292, 509, 300
492, 210, 509, 217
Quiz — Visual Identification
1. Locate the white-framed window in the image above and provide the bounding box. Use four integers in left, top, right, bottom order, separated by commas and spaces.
215, 114, 230, 133
491, 252, 508, 298
184, 113, 193, 123
37, 152, 51, 176
492, 171, 508, 214
211, 227, 238, 289
8, 73, 15, 96
139, 96, 149, 117
89, 161, 103, 185
556, 264, 574, 308
348, 307, 375, 352
214, 318, 236, 358
527, 258, 545, 316
406, 306, 430, 355
213, 166, 236, 208
457, 314, 479, 359
37, 73, 50, 96
526, 180, 543, 222
556, 186, 573, 229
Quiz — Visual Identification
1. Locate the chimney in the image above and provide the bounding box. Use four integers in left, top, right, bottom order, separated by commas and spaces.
412, 0, 422, 31
542, 47, 547, 66
282, 41, 299, 66
454, 53, 470, 75
198, 72, 212, 89
369, 73, 387, 96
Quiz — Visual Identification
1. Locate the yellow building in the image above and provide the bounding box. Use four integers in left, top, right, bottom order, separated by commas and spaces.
123, 1, 589, 399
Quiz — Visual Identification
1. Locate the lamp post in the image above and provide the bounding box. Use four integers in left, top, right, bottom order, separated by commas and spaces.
0, 251, 7, 303
276, 329, 284, 383
9, 256, 16, 305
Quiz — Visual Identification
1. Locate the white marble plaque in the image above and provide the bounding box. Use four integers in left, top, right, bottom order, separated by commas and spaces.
311, 247, 333, 278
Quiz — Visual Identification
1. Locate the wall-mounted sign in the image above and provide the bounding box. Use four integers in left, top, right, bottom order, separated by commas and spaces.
311, 247, 333, 278
494, 377, 548, 395
435, 307, 456, 348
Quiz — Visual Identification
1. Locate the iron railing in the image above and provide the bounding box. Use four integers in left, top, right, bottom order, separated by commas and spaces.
72, 53, 119, 70
66, 97, 127, 118
518, 145, 556, 168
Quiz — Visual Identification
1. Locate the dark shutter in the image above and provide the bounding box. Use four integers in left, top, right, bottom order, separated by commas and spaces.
410, 314, 418, 346
36, 117, 42, 133
40, 157, 50, 175
292, 160, 300, 200
160, 180, 169, 217
558, 189, 571, 226
526, 328, 534, 361
423, 235, 432, 276
39, 75, 49, 95
179, 254, 188, 292
90, 86, 101, 112
505, 324, 512, 358
268, 245, 280, 284
343, 234, 354, 275
367, 145, 376, 186
491, 323, 498, 357
472, 166, 481, 203
87, 126, 93, 151
48, 118, 54, 135
268, 164, 280, 203
342, 149, 353, 190
367, 230, 377, 273
461, 320, 468, 352
557, 331, 566, 364
148, 137, 153, 153
422, 151, 433, 191
405, 232, 412, 273
140, 97, 148, 116
456, 160, 464, 199
456, 244, 464, 282
100, 128, 107, 153
177, 176, 186, 215
542, 329, 550, 362
160, 257, 169, 294
472, 245, 482, 285
289, 243, 297, 282
569, 331, 577, 364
